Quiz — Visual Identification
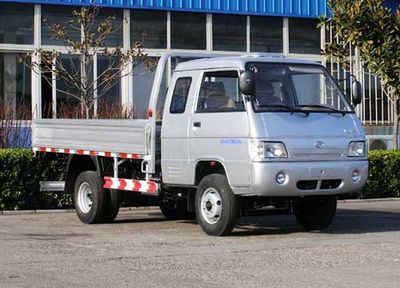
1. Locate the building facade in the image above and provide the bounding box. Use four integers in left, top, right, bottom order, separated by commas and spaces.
0, 0, 398, 148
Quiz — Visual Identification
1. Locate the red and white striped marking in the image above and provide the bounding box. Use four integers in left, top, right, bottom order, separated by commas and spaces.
32, 146, 142, 159
103, 177, 159, 195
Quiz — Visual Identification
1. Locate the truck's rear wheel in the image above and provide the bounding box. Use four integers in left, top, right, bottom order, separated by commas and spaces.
195, 174, 239, 236
294, 196, 337, 231
74, 171, 105, 224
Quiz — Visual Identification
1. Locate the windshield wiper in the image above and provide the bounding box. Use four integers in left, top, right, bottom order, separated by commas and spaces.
296, 104, 348, 116
261, 104, 310, 116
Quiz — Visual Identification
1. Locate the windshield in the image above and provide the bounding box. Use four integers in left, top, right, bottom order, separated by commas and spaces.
247, 62, 353, 113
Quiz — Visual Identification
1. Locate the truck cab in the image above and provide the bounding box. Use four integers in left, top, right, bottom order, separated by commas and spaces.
161, 56, 368, 235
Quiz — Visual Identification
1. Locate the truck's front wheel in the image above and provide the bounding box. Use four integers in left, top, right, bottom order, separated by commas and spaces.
294, 196, 337, 231
195, 174, 239, 236
74, 171, 106, 224
102, 189, 120, 223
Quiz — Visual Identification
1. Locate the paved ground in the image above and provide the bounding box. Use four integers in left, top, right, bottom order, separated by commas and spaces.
1, 200, 400, 288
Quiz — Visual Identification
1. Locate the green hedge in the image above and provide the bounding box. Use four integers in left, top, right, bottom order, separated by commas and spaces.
0, 149, 70, 210
0, 149, 399, 210
362, 150, 400, 199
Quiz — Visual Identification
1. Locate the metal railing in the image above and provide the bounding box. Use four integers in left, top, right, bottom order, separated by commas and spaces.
324, 26, 395, 126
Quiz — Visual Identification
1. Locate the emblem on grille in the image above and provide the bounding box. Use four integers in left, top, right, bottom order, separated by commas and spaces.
314, 140, 325, 149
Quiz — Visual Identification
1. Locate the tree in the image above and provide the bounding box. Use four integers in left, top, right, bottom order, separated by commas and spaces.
23, 5, 151, 119
322, 0, 400, 148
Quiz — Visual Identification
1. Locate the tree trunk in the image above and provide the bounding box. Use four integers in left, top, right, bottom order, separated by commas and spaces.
393, 98, 399, 150
79, 101, 90, 119
85, 106, 90, 119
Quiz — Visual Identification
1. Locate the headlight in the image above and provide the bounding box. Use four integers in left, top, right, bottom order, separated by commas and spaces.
348, 141, 365, 157
251, 141, 288, 160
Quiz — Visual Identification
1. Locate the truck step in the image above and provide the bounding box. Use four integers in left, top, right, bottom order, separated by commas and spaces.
40, 181, 65, 192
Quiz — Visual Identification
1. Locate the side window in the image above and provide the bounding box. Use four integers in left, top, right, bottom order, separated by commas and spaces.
197, 70, 244, 112
169, 77, 192, 114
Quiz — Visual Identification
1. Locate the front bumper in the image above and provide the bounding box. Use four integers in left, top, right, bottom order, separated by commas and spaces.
250, 160, 368, 197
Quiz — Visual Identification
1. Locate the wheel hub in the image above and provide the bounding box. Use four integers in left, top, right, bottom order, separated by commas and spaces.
77, 182, 93, 214
201, 188, 222, 225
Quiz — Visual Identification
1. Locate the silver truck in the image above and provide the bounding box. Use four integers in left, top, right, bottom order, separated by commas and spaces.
32, 53, 368, 236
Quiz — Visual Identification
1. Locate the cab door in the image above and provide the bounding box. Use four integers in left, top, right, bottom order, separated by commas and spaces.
188, 70, 250, 187
161, 71, 200, 185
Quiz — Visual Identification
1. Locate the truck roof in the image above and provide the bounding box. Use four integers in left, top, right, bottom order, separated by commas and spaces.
174, 55, 319, 72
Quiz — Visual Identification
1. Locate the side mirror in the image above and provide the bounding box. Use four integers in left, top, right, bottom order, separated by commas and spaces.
352, 80, 362, 106
240, 70, 256, 96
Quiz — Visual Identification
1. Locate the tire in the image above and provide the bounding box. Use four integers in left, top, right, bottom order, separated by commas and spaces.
195, 174, 239, 236
294, 196, 337, 231
159, 198, 195, 220
102, 189, 120, 223
74, 171, 106, 224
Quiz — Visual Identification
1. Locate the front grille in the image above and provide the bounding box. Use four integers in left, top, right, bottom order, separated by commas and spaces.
320, 179, 342, 189
291, 149, 345, 161
297, 180, 318, 190
296, 179, 342, 190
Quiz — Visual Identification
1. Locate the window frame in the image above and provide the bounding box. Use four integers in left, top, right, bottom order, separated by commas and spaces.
169, 77, 192, 114
195, 69, 245, 114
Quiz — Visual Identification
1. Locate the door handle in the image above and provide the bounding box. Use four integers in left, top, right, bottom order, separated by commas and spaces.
193, 122, 201, 128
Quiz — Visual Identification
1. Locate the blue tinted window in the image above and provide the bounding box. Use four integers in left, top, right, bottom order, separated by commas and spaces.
171, 12, 206, 50
0, 3, 33, 44
170, 78, 192, 114
213, 14, 246, 51
250, 16, 283, 53
131, 10, 167, 49
289, 19, 320, 54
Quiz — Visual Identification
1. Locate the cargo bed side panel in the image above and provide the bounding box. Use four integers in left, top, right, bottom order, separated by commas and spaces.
32, 119, 150, 155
